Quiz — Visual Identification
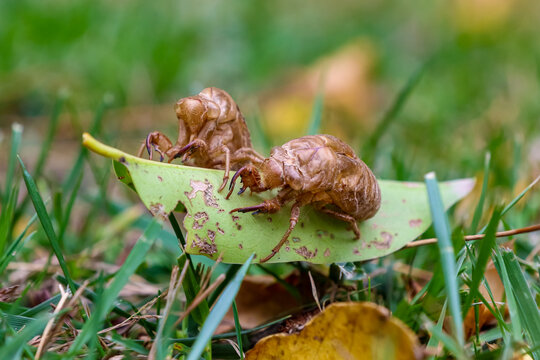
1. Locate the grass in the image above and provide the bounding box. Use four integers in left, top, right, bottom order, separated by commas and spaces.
1, 1, 540, 358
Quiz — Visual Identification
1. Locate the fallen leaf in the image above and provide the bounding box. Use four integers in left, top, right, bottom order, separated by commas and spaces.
217, 274, 302, 333
260, 39, 378, 142
245, 302, 422, 360
83, 133, 474, 264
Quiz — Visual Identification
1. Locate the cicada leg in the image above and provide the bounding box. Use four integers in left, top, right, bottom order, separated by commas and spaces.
230, 188, 299, 263
318, 207, 361, 239
220, 148, 264, 193
232, 147, 265, 164
177, 139, 208, 163
138, 131, 173, 162
218, 146, 231, 192
260, 202, 301, 263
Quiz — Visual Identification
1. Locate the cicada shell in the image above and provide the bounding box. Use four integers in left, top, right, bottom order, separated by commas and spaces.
227, 134, 381, 262
138, 87, 264, 191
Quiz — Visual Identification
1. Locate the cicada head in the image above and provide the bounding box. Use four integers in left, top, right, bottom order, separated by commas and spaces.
175, 96, 220, 134
226, 158, 283, 199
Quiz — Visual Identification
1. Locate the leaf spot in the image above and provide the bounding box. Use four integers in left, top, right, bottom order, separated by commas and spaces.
149, 202, 167, 220
216, 222, 225, 234
184, 179, 219, 208
207, 229, 216, 243
192, 212, 209, 230
192, 234, 217, 255
409, 219, 422, 227
375, 231, 393, 249
324, 248, 330, 257
292, 237, 301, 243
294, 246, 318, 259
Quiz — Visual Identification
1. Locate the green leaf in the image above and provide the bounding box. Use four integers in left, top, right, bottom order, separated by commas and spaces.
83, 133, 474, 264
232, 300, 244, 358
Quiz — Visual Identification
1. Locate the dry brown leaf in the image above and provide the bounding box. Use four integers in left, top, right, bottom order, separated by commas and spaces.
260, 39, 378, 142
246, 302, 422, 360
217, 274, 302, 333
453, 0, 514, 34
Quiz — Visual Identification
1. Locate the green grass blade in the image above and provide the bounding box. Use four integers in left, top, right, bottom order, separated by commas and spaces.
170, 315, 291, 346
55, 275, 156, 333
463, 207, 500, 316
425, 172, 464, 346
33, 94, 67, 180
63, 96, 111, 192
232, 300, 244, 359
111, 332, 149, 355
424, 314, 468, 360
168, 213, 187, 249
18, 156, 77, 294
469, 152, 491, 233
152, 264, 188, 360
426, 301, 447, 360
187, 254, 254, 360
208, 264, 241, 306
501, 175, 540, 218
0, 183, 19, 254
493, 247, 523, 343
478, 175, 540, 235
3, 123, 23, 204
0, 231, 35, 275
68, 218, 162, 354
499, 248, 540, 359
58, 170, 84, 245
306, 73, 325, 135
362, 59, 431, 165
177, 254, 209, 326
0, 314, 52, 359
170, 212, 210, 326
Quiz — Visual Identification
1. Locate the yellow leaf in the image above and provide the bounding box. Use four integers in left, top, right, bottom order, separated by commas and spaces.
246, 302, 422, 360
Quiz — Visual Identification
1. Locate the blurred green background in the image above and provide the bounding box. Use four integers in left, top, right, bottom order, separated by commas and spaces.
1, 0, 539, 206
1, 2, 540, 356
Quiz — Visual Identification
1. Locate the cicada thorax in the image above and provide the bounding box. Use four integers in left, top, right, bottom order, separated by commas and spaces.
272, 135, 355, 191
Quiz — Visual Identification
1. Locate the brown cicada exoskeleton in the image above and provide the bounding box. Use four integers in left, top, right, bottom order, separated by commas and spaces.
227, 134, 381, 262
138, 87, 264, 191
